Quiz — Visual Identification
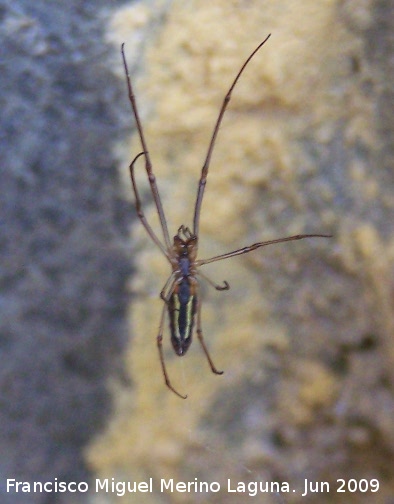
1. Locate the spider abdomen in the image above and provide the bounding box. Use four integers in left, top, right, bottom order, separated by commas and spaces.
169, 279, 197, 356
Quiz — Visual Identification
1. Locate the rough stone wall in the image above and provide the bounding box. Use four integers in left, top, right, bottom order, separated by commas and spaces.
0, 1, 132, 503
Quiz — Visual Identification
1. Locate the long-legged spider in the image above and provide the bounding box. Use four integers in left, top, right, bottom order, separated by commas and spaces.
121, 34, 331, 398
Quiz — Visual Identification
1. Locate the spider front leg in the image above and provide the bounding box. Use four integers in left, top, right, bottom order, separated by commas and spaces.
122, 44, 172, 252
196, 297, 223, 375
192, 35, 272, 236
156, 301, 187, 400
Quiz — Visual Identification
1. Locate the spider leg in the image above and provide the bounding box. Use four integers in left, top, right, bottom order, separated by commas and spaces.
196, 234, 332, 266
160, 272, 180, 302
196, 297, 223, 375
192, 34, 271, 237
197, 270, 230, 291
157, 300, 187, 399
130, 152, 171, 260
122, 44, 172, 250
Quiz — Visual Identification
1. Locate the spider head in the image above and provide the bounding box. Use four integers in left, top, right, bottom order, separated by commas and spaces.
173, 227, 198, 260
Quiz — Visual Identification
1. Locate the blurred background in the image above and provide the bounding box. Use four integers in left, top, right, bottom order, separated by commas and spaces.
1, 1, 393, 503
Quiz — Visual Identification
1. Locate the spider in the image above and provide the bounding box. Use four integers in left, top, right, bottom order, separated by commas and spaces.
121, 34, 331, 398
